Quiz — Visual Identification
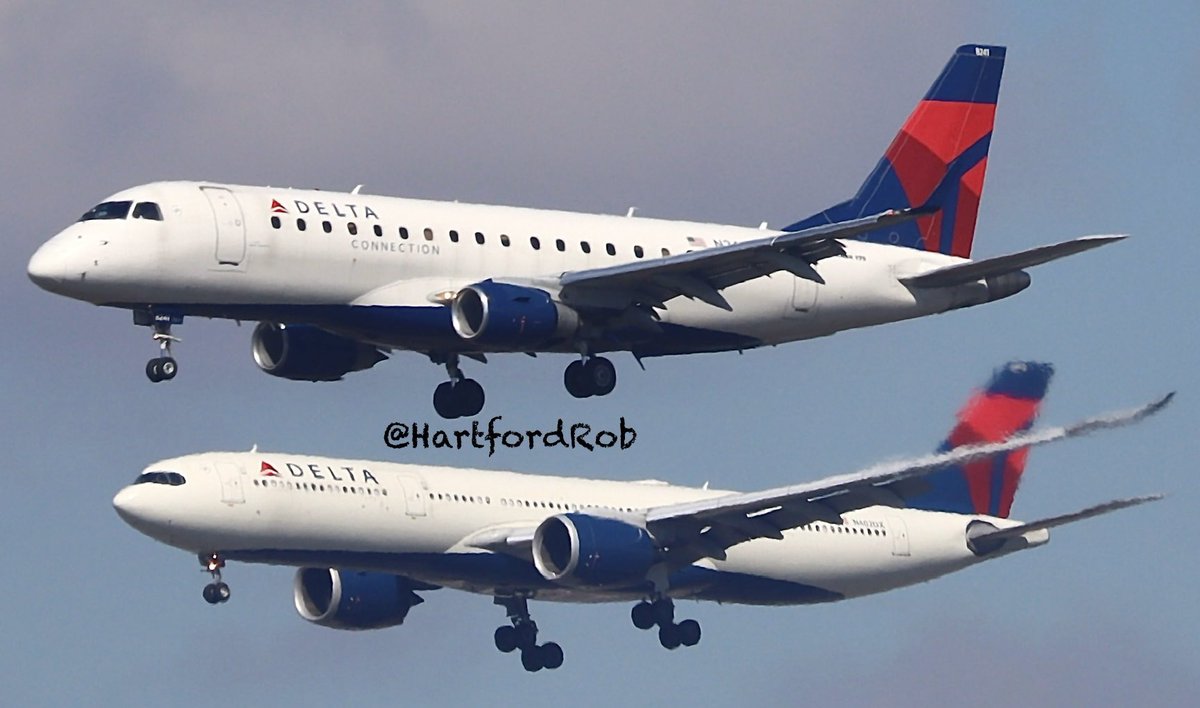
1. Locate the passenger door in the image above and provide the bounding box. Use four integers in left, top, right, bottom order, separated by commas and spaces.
202, 186, 247, 266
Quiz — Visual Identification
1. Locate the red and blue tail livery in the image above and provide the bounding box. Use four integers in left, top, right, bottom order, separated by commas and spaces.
909, 360, 1052, 518
787, 44, 1006, 259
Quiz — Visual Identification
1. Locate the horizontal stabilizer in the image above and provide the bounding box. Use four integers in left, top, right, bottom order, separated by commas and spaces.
970, 494, 1164, 547
903, 234, 1126, 288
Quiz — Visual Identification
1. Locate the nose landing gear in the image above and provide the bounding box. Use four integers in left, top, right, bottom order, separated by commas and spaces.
493, 596, 563, 672
199, 552, 230, 605
136, 311, 181, 383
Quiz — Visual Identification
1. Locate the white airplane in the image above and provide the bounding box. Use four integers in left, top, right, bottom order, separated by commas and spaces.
29, 44, 1122, 418
113, 362, 1169, 672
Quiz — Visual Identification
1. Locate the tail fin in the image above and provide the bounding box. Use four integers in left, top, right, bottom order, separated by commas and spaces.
785, 44, 1006, 258
908, 361, 1053, 518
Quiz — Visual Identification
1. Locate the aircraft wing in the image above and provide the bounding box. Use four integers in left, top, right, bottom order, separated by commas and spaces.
643, 393, 1171, 564
966, 494, 1163, 551
901, 234, 1125, 289
557, 208, 924, 311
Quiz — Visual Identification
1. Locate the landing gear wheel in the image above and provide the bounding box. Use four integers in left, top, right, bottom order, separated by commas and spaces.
677, 619, 701, 647
564, 360, 591, 398
658, 623, 682, 650
584, 357, 616, 396
146, 358, 163, 383
494, 625, 519, 653
540, 642, 564, 670
520, 647, 544, 672
651, 598, 675, 626
433, 381, 458, 419
457, 378, 485, 417
631, 601, 656, 630
158, 357, 178, 380
204, 586, 229, 604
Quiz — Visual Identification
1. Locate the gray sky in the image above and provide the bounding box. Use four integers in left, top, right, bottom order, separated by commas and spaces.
2, 2, 1197, 706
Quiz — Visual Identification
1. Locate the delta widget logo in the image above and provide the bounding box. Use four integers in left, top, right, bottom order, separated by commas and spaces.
260, 461, 281, 477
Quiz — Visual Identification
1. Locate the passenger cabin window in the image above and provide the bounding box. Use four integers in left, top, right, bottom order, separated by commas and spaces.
581, 241, 591, 254
555, 239, 565, 252
80, 200, 132, 221
348, 222, 358, 235
132, 471, 186, 486
605, 243, 616, 256
271, 216, 281, 229
530, 236, 541, 250
132, 202, 163, 220
424, 228, 434, 241
634, 245, 644, 258
322, 221, 332, 233
399, 227, 410, 240
373, 224, 383, 237
500, 234, 511, 247
661, 247, 670, 257
475, 232, 485, 244
450, 230, 460, 243
297, 218, 307, 231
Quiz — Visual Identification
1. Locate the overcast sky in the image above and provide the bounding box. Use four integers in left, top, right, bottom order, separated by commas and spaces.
2, 2, 1197, 706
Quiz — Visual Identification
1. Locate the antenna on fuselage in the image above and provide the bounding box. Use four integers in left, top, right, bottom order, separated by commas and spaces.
351, 185, 364, 194
626, 207, 638, 217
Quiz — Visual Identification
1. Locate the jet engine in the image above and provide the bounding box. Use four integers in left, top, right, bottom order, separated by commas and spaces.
252, 322, 386, 381
293, 568, 424, 630
450, 280, 580, 347
532, 513, 658, 588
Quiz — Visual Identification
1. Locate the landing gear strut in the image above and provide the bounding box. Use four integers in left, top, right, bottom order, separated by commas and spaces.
631, 597, 700, 650
564, 355, 617, 399
199, 552, 230, 605
136, 311, 181, 383
432, 353, 485, 419
493, 596, 563, 672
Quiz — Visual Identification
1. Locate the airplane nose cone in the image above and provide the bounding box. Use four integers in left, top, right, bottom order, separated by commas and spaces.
27, 240, 68, 292
112, 486, 144, 523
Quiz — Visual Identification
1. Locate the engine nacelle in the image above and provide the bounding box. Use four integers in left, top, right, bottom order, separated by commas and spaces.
450, 280, 580, 347
532, 513, 657, 588
252, 322, 386, 381
293, 568, 423, 630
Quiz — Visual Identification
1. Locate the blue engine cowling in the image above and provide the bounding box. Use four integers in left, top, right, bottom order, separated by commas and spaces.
532, 513, 658, 588
252, 322, 387, 381
450, 280, 579, 347
293, 568, 424, 630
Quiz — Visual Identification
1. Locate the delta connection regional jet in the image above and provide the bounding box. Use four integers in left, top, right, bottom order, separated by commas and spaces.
113, 363, 1169, 672
29, 45, 1122, 418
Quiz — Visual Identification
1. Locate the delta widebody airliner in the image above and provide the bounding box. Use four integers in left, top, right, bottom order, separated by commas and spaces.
112, 363, 1168, 672
28, 45, 1122, 418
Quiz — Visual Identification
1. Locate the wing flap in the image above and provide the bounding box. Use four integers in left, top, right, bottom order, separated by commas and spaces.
902, 234, 1126, 288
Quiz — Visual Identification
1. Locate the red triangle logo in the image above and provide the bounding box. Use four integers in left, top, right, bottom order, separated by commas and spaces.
260, 461, 281, 477
270, 199, 288, 214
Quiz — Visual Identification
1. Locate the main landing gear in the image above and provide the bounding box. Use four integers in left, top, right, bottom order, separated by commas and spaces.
493, 596, 563, 672
136, 311, 181, 383
564, 356, 617, 399
432, 353, 485, 419
199, 552, 231, 605
631, 597, 700, 650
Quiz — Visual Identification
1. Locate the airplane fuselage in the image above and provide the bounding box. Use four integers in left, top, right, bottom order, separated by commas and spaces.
31, 181, 991, 357
114, 451, 1044, 606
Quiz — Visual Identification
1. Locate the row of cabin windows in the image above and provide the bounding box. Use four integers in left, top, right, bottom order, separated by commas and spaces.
269, 216, 666, 259
801, 523, 886, 537
253, 478, 387, 496
431, 491, 636, 514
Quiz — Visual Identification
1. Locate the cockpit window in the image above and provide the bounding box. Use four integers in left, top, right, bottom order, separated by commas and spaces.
132, 471, 187, 486
132, 202, 163, 221
79, 201, 133, 221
